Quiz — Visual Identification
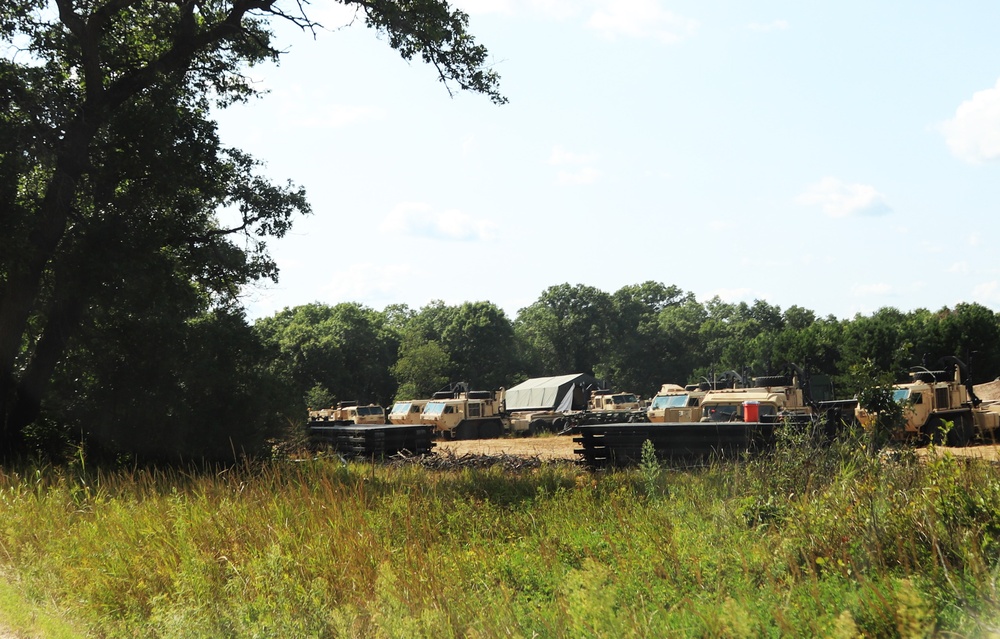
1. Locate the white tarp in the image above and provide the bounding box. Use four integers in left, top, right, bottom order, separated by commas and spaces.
503, 373, 601, 412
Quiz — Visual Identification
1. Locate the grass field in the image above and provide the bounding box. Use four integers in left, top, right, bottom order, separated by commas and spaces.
1, 430, 999, 638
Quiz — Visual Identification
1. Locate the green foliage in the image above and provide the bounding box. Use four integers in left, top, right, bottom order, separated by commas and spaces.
852, 359, 906, 455
0, 0, 506, 459
639, 438, 663, 498
514, 283, 616, 377
2, 445, 1000, 636
256, 302, 400, 407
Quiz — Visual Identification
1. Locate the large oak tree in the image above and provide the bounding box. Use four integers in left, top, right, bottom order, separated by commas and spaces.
0, 0, 504, 457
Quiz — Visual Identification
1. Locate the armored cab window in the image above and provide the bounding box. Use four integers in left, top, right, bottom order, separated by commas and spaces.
444, 406, 454, 414
935, 388, 948, 408
469, 403, 482, 417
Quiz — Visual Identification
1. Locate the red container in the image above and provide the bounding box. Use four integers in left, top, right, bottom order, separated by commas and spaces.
743, 401, 759, 422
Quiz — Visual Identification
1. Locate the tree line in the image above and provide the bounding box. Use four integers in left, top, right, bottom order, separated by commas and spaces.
257, 283, 1000, 417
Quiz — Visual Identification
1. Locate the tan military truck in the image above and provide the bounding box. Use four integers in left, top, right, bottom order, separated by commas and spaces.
647, 384, 706, 423
588, 389, 641, 412
387, 399, 428, 425
420, 384, 506, 440
309, 401, 387, 426
699, 373, 813, 423
855, 357, 1000, 446
507, 409, 567, 435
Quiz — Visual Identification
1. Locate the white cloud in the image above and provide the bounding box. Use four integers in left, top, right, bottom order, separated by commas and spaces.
293, 104, 385, 129
705, 287, 755, 303
556, 167, 601, 185
942, 78, 1000, 164
549, 145, 598, 165
550, 145, 600, 184
949, 261, 970, 274
851, 283, 891, 296
747, 20, 789, 32
380, 202, 498, 241
321, 263, 415, 301
973, 281, 1000, 302
587, 0, 698, 43
796, 177, 891, 217
969, 232, 983, 247
453, 0, 578, 19
311, 4, 363, 30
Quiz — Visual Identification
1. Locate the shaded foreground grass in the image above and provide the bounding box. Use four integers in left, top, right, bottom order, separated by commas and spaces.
1, 434, 1000, 637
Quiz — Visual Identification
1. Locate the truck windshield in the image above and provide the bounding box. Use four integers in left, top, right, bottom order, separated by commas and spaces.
892, 389, 911, 403
357, 406, 384, 416
650, 394, 688, 409
423, 402, 446, 416
390, 402, 411, 415
612, 394, 638, 404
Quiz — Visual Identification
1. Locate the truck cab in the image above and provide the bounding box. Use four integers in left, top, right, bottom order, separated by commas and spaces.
388, 400, 428, 425
647, 383, 705, 423
309, 401, 386, 425
699, 376, 811, 423
420, 386, 506, 440
588, 390, 641, 412
856, 360, 1000, 445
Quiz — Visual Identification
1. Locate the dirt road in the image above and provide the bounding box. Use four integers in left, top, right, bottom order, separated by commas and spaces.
434, 433, 1000, 462
434, 435, 580, 461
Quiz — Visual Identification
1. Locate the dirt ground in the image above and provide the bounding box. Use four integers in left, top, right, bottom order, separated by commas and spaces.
434, 435, 580, 461
435, 433, 1000, 462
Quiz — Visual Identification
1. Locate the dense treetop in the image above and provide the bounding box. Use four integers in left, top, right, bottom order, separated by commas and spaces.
257, 282, 1000, 411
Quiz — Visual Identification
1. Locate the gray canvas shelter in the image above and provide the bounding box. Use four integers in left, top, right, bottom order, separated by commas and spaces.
503, 373, 603, 412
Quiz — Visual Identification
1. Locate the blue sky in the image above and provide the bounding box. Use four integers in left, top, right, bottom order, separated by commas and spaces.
216, 1, 1000, 322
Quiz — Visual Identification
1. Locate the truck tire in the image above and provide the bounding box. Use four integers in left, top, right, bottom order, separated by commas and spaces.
480, 419, 504, 439
923, 417, 946, 445
528, 419, 549, 436
946, 413, 974, 447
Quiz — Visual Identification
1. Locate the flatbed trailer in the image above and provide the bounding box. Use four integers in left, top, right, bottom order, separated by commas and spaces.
308, 422, 435, 458
574, 421, 779, 468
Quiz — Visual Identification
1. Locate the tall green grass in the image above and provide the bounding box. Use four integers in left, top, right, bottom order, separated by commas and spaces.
1, 432, 999, 637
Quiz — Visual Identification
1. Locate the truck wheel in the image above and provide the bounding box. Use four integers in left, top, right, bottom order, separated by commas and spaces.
481, 419, 504, 439
923, 417, 945, 445
529, 419, 548, 435
946, 414, 973, 447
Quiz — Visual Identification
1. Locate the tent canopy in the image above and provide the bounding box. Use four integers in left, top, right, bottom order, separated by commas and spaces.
503, 373, 603, 412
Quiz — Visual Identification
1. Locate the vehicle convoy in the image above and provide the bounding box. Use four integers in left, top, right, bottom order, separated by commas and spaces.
387, 399, 428, 425
575, 365, 855, 467
648, 373, 744, 423
420, 383, 506, 440
855, 356, 1000, 446
309, 401, 387, 425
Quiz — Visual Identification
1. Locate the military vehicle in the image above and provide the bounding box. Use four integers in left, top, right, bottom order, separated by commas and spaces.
699, 368, 813, 423
387, 399, 428, 425
856, 356, 1000, 446
309, 401, 386, 426
647, 384, 706, 423
648, 373, 744, 423
420, 383, 506, 440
